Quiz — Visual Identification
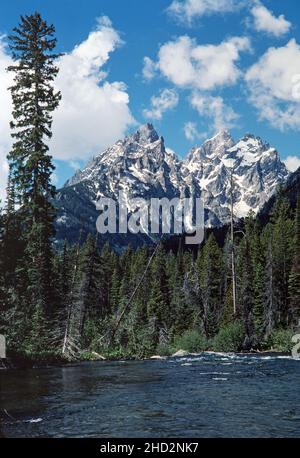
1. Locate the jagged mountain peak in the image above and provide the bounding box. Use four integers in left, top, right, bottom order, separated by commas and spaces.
57, 125, 290, 247
186, 129, 235, 165
130, 123, 160, 145
183, 129, 288, 219
232, 132, 269, 150
205, 128, 234, 145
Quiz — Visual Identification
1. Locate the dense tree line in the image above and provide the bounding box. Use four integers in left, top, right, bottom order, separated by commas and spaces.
0, 13, 299, 361
1, 189, 299, 358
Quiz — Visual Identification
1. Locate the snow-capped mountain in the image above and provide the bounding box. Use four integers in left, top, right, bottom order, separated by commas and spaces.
182, 129, 288, 224
55, 124, 289, 246
65, 123, 187, 201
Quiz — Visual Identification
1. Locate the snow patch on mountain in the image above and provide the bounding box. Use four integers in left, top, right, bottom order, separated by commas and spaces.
182, 130, 288, 222
56, 124, 289, 243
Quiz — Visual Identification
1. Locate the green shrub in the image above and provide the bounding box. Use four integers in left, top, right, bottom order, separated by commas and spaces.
79, 351, 103, 361
269, 329, 293, 353
174, 330, 208, 353
103, 346, 137, 360
212, 322, 244, 352
155, 343, 173, 356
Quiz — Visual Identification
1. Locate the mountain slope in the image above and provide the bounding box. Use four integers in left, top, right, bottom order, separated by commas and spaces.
259, 166, 300, 225
55, 124, 195, 247
54, 124, 289, 247
182, 130, 288, 224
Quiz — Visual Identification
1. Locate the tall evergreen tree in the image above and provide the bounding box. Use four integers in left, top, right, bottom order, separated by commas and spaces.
251, 221, 266, 339
238, 238, 255, 349
198, 234, 223, 338
220, 231, 235, 326
264, 229, 280, 338
2, 166, 23, 288
7, 12, 62, 335
129, 246, 150, 323
170, 243, 187, 336
0, 206, 5, 331
288, 194, 300, 326
147, 244, 169, 328
270, 193, 294, 327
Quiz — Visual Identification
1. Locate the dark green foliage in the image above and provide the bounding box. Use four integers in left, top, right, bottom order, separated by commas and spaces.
146, 244, 169, 324
264, 234, 280, 338
270, 194, 294, 327
238, 231, 255, 349
1, 12, 61, 356
3, 178, 298, 359
220, 232, 234, 327
173, 330, 208, 353
262, 196, 294, 339
268, 328, 294, 353
198, 234, 223, 339
288, 195, 300, 326
156, 342, 173, 356
212, 322, 245, 352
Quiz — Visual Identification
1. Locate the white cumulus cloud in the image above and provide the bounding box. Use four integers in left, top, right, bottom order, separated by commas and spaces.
143, 88, 179, 120
190, 92, 239, 132
283, 155, 300, 172
0, 39, 13, 204
148, 35, 251, 91
0, 17, 135, 201
245, 39, 300, 131
167, 0, 242, 25
142, 34, 248, 136
142, 56, 157, 80
184, 121, 206, 141
51, 16, 135, 160
250, 2, 291, 37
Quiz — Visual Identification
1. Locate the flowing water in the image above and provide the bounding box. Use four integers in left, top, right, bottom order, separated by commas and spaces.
0, 353, 300, 438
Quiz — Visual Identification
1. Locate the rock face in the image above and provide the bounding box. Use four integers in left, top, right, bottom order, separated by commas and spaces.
182, 130, 288, 225
54, 124, 289, 248
171, 349, 189, 357
259, 166, 300, 224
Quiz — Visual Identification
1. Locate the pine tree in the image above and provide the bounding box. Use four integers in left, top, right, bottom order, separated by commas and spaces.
220, 231, 234, 326
2, 166, 23, 288
271, 193, 294, 327
129, 246, 150, 323
146, 244, 169, 342
1, 167, 29, 351
79, 235, 102, 337
288, 194, 300, 326
264, 229, 280, 338
7, 13, 62, 341
221, 281, 234, 327
241, 213, 264, 344
170, 243, 187, 336
117, 245, 133, 311
0, 206, 5, 332
238, 238, 255, 349
62, 234, 102, 356
99, 243, 116, 315
56, 241, 73, 305
198, 234, 223, 339
110, 263, 121, 312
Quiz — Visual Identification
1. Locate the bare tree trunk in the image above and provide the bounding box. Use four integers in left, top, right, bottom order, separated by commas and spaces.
230, 171, 237, 317
62, 225, 83, 356
101, 241, 163, 347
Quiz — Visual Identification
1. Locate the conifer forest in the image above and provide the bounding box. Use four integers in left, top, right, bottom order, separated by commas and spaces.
0, 12, 299, 364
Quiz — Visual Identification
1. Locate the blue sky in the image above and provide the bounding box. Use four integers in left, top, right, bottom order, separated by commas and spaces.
1, 0, 300, 192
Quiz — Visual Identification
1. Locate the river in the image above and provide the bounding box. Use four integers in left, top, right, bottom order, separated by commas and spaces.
0, 353, 300, 438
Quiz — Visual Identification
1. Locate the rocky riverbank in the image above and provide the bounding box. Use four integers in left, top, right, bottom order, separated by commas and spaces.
1, 348, 292, 371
